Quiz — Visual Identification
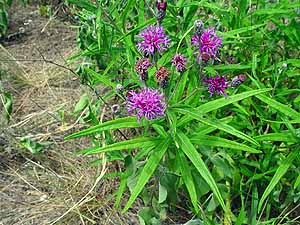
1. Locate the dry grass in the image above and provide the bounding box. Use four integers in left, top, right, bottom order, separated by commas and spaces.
0, 3, 139, 225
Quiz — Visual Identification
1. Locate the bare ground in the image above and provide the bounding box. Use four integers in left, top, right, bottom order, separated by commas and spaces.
0, 3, 139, 225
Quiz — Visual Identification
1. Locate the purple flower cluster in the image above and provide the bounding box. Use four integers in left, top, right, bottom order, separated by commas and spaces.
126, 87, 166, 120
171, 53, 187, 73
191, 28, 222, 62
203, 75, 227, 96
137, 25, 170, 56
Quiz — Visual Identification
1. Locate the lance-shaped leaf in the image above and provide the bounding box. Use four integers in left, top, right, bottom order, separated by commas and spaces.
258, 149, 298, 212
174, 108, 259, 146
190, 135, 261, 153
78, 137, 162, 155
65, 117, 142, 139
177, 88, 271, 127
255, 133, 297, 143
178, 150, 199, 212
175, 130, 226, 211
122, 138, 170, 213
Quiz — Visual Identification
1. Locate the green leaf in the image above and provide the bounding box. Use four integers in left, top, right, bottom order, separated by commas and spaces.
255, 93, 300, 120
175, 130, 226, 211
252, 9, 293, 15
117, 18, 156, 42
20, 137, 45, 154
176, 89, 271, 127
1, 92, 12, 121
115, 174, 127, 209
78, 137, 162, 155
67, 0, 97, 12
158, 182, 168, 203
212, 64, 251, 71
190, 135, 261, 153
173, 108, 259, 146
138, 0, 145, 25
250, 186, 258, 225
96, 6, 102, 53
152, 124, 168, 138
85, 68, 116, 88
294, 174, 300, 190
122, 138, 170, 213
120, 0, 135, 31
73, 94, 89, 113
173, 70, 189, 103
258, 149, 298, 212
178, 150, 199, 212
65, 117, 142, 139
183, 219, 204, 225
221, 23, 265, 38
254, 133, 297, 143
115, 156, 136, 209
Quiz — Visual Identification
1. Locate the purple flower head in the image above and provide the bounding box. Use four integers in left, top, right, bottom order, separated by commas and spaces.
126, 87, 166, 120
203, 75, 227, 96
171, 53, 187, 73
191, 28, 222, 62
137, 25, 170, 56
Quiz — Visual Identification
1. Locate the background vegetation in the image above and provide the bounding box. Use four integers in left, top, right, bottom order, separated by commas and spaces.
1, 0, 300, 224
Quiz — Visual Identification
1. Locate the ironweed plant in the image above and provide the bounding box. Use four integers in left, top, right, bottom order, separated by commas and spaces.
66, 0, 300, 224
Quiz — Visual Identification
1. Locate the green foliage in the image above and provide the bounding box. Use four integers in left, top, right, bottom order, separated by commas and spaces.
0, 0, 27, 37
67, 0, 300, 223
0, 70, 12, 123
20, 137, 45, 154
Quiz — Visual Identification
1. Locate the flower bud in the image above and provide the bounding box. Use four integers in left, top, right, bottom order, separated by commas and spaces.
116, 84, 124, 94
156, 67, 169, 89
160, 79, 169, 89
155, 67, 169, 83
156, 1, 167, 11
194, 19, 204, 35
229, 75, 246, 88
111, 104, 121, 114
135, 58, 151, 82
156, 1, 167, 24
171, 53, 187, 73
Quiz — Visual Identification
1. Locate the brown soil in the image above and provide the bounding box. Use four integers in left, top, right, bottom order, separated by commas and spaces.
0, 2, 138, 225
